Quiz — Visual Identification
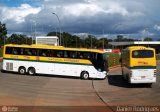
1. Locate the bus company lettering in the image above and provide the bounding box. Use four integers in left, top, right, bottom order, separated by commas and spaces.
64, 59, 79, 63
23, 56, 30, 59
36, 56, 40, 60
48, 57, 54, 61
11, 55, 18, 59
138, 61, 148, 65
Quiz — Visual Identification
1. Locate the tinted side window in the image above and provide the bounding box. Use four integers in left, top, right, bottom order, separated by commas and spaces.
77, 52, 84, 59
5, 47, 13, 54
30, 49, 38, 56
64, 51, 69, 58
50, 50, 56, 57
24, 48, 32, 56
83, 52, 91, 59
39, 49, 51, 57
55, 50, 64, 58
68, 51, 77, 58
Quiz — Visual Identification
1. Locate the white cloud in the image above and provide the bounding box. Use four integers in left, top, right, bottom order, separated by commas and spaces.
154, 25, 160, 31
104, 2, 129, 16
64, 3, 105, 16
0, 0, 160, 39
2, 4, 41, 23
63, 2, 129, 17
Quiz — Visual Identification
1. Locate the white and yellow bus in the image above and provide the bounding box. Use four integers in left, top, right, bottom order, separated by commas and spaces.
2, 44, 108, 79
120, 46, 156, 86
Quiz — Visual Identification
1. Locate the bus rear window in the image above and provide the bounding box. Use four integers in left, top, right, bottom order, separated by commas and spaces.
132, 50, 154, 58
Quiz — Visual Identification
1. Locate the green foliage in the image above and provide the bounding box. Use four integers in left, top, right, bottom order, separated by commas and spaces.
0, 48, 3, 57
106, 53, 120, 67
156, 54, 160, 60
47, 32, 111, 48
114, 35, 134, 42
143, 37, 153, 41
0, 22, 7, 45
6, 34, 32, 45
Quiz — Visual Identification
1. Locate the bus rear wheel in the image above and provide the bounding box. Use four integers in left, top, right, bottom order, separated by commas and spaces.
81, 71, 89, 80
28, 67, 36, 75
18, 67, 26, 75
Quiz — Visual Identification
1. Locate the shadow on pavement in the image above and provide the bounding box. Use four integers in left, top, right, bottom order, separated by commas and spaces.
107, 75, 151, 88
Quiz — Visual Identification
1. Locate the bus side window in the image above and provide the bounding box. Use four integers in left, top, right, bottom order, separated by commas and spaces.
5, 47, 13, 54
83, 52, 90, 59
69, 51, 77, 58
77, 52, 83, 59
50, 50, 56, 57
56, 51, 63, 58
13, 48, 19, 55
45, 49, 50, 57
64, 51, 68, 58
39, 49, 48, 57
20, 48, 24, 55
31, 49, 38, 56
24, 49, 32, 56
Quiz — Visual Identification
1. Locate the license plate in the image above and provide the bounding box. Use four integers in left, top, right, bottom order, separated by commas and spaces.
141, 76, 146, 78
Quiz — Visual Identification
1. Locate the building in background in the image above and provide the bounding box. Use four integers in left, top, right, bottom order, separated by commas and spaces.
109, 41, 160, 54
36, 36, 59, 46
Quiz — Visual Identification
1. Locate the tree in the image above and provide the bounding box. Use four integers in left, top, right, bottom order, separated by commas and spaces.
97, 38, 109, 49
0, 22, 7, 45
47, 32, 84, 47
144, 37, 153, 41
84, 35, 98, 48
114, 35, 124, 42
7, 34, 32, 45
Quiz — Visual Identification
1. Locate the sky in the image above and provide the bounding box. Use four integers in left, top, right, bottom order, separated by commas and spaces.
0, 0, 160, 40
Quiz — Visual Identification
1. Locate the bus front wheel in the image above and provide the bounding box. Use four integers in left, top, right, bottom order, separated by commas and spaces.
28, 67, 36, 75
18, 67, 26, 75
81, 71, 89, 80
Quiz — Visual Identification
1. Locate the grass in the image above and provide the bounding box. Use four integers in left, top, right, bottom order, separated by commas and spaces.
0, 48, 3, 57
105, 53, 120, 67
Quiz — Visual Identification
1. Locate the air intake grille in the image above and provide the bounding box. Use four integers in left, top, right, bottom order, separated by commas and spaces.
6, 63, 13, 71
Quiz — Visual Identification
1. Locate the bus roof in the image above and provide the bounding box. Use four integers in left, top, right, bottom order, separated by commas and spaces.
4, 44, 104, 53
126, 46, 154, 51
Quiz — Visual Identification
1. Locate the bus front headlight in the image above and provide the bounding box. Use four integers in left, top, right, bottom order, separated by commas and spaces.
98, 69, 101, 72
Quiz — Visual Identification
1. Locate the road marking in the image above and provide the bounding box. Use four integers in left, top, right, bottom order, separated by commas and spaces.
91, 79, 114, 112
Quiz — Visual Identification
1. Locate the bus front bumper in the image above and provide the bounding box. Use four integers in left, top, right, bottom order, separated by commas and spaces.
96, 71, 107, 79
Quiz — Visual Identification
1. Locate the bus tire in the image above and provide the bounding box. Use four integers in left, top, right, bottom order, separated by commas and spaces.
18, 66, 26, 75
81, 71, 89, 80
28, 67, 36, 75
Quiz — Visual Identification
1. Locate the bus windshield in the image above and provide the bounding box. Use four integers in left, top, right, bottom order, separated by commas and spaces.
132, 50, 154, 58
